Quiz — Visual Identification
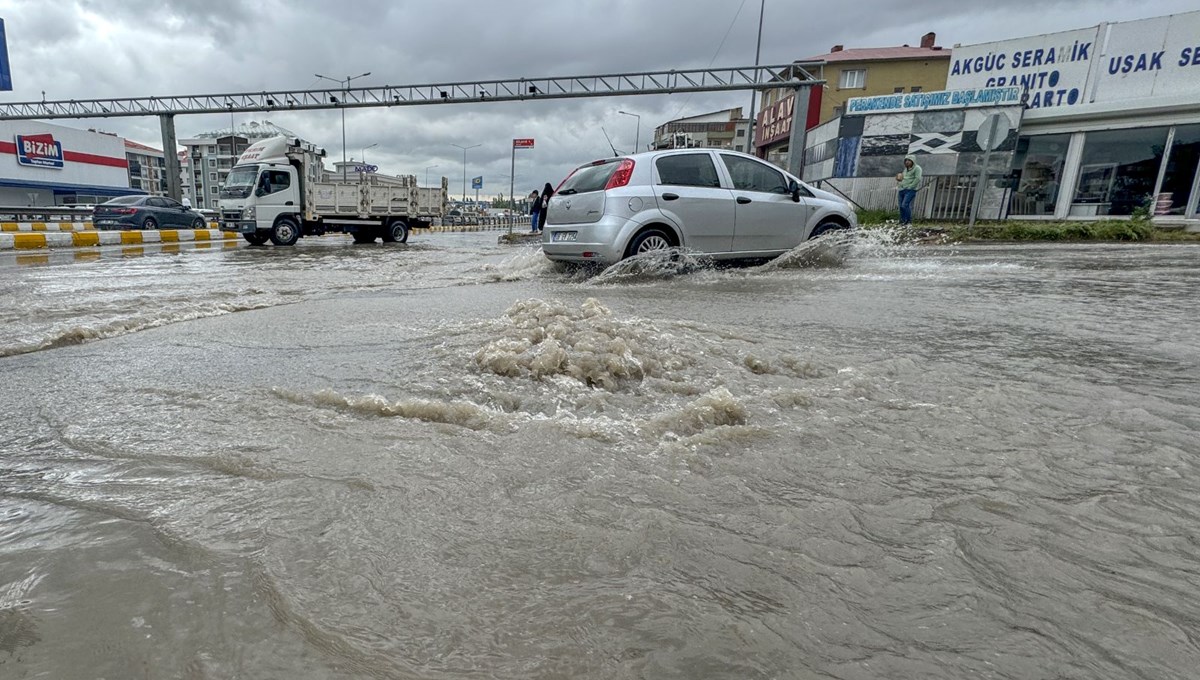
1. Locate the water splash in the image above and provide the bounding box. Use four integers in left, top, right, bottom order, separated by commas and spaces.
589, 248, 714, 285
475, 246, 561, 282
473, 298, 694, 390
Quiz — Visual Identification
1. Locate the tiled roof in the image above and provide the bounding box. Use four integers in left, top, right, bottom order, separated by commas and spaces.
803, 46, 951, 63
124, 139, 163, 154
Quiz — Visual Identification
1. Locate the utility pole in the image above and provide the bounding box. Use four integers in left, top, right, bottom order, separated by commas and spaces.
451, 143, 480, 204
316, 72, 371, 177
747, 0, 765, 151
618, 111, 641, 153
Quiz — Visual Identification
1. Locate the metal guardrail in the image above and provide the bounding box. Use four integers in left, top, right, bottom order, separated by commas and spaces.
0, 205, 219, 223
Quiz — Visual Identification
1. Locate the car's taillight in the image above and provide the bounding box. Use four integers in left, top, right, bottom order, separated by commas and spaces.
604, 159, 635, 190
108, 208, 136, 214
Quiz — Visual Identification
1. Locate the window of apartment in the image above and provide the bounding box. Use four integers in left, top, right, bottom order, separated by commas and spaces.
209, 172, 218, 181
839, 69, 865, 89
208, 158, 216, 167
210, 187, 219, 194
736, 129, 746, 137
894, 87, 905, 93
911, 86, 923, 93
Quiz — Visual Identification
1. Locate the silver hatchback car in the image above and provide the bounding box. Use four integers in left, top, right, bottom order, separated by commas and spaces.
542, 149, 856, 264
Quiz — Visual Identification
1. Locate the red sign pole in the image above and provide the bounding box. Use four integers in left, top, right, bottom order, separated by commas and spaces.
509, 138, 535, 233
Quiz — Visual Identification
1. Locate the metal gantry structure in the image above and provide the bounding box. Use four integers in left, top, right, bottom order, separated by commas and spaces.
0, 63, 823, 199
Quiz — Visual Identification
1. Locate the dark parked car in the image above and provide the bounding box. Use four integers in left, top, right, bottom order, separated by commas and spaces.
92, 195, 210, 231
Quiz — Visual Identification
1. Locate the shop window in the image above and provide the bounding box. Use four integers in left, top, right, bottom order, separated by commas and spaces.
1009, 134, 1071, 215
839, 69, 865, 89
1157, 124, 1200, 216
1072, 127, 1169, 216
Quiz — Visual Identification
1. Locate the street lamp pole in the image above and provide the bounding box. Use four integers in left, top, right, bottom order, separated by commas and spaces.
450, 143, 480, 204
315, 71, 371, 177
425, 165, 438, 187
618, 110, 641, 153
361, 143, 377, 170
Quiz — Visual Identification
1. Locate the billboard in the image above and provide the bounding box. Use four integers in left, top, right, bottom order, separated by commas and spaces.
1091, 11, 1200, 102
946, 26, 1099, 110
847, 87, 1022, 115
471, 176, 482, 189
946, 10, 1200, 109
15, 133, 64, 168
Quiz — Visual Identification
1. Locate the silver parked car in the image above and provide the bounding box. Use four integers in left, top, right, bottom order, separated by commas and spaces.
542, 149, 857, 264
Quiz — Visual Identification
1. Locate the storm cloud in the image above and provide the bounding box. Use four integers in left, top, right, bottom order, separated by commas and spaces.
0, 0, 1192, 195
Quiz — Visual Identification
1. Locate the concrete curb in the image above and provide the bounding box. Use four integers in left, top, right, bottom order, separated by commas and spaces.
1, 221, 221, 232
0, 229, 239, 250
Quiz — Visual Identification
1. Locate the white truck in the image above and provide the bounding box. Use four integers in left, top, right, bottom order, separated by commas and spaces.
218, 136, 448, 246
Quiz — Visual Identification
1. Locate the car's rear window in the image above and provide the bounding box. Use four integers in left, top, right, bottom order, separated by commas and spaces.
106, 196, 143, 205
557, 160, 622, 195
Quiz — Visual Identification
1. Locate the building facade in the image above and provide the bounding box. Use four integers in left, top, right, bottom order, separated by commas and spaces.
756, 33, 951, 167
124, 140, 167, 197
651, 108, 751, 153
803, 10, 1200, 224
180, 120, 297, 209
948, 11, 1200, 220
0, 120, 140, 206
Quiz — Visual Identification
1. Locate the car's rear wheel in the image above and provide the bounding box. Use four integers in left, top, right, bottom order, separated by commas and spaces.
626, 228, 674, 258
191, 217, 206, 229
142, 217, 157, 230
809, 221, 850, 239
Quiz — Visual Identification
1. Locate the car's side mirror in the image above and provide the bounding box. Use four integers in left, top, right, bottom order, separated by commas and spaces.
789, 180, 802, 203
254, 188, 265, 197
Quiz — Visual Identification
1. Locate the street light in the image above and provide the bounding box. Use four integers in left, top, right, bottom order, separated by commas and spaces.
618, 110, 641, 153
315, 71, 371, 174
425, 165, 438, 187
361, 143, 377, 170
450, 143, 480, 203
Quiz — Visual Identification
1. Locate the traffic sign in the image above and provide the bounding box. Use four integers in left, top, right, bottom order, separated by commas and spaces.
976, 113, 1011, 152
471, 176, 483, 189
513, 138, 534, 148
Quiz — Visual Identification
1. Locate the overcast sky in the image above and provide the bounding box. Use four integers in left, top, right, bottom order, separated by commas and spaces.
1, 0, 1195, 197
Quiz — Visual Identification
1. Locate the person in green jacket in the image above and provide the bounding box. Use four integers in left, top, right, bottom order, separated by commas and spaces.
895, 155, 922, 226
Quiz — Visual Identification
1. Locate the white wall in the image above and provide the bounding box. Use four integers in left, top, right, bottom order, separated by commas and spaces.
0, 120, 130, 189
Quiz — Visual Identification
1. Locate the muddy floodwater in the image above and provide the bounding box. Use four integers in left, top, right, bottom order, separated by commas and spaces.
1, 232, 1198, 679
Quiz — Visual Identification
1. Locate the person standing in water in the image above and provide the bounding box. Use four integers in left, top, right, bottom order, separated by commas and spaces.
536, 182, 554, 232
896, 155, 922, 226
528, 190, 542, 233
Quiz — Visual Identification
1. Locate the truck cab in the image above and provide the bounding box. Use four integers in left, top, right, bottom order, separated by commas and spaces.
220, 136, 320, 245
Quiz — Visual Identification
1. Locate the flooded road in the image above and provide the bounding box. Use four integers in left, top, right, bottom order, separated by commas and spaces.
2, 232, 1199, 679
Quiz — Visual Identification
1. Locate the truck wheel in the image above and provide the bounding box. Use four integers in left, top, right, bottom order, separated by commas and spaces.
352, 231, 376, 244
243, 232, 269, 246
269, 218, 300, 246
382, 220, 409, 243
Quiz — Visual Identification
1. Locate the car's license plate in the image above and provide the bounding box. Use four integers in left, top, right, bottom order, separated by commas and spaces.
96, 220, 115, 225
551, 231, 577, 242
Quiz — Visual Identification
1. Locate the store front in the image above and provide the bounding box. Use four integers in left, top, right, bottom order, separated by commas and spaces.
0, 120, 141, 206
947, 10, 1200, 222
803, 10, 1200, 225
